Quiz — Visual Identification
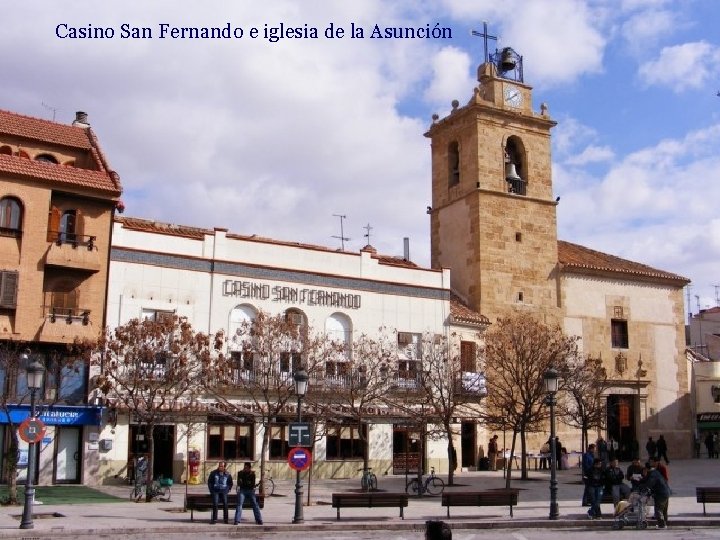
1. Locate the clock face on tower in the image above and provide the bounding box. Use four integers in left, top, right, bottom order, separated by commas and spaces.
503, 84, 523, 108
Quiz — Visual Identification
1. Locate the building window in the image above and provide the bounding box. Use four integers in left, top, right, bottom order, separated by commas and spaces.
35, 153, 58, 164
269, 420, 290, 460
141, 309, 175, 323
279, 352, 301, 373
0, 270, 19, 308
47, 206, 84, 245
448, 141, 460, 187
207, 422, 254, 460
611, 319, 629, 349
326, 424, 366, 460
460, 341, 476, 372
0, 197, 22, 235
47, 356, 87, 405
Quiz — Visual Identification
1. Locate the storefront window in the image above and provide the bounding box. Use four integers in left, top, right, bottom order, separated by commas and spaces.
326, 424, 366, 460
269, 419, 290, 460
207, 421, 254, 460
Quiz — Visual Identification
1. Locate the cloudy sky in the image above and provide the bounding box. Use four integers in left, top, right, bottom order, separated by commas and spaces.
2, 0, 719, 313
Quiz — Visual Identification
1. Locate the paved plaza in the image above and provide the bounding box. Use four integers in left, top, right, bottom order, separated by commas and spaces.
0, 459, 718, 538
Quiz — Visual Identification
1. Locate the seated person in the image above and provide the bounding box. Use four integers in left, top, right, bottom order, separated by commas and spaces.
605, 458, 631, 505
626, 457, 644, 492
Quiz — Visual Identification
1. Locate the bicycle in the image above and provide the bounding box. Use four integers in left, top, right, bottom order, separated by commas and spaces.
130, 477, 172, 502
358, 467, 378, 492
405, 466, 445, 496
256, 470, 275, 496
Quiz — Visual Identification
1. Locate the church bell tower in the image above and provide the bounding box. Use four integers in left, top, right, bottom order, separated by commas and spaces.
426, 44, 560, 322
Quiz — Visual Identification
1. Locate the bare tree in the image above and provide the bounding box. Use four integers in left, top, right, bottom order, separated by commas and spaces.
203, 310, 326, 497
417, 332, 485, 486
94, 316, 221, 500
481, 314, 578, 483
557, 355, 609, 451
0, 340, 92, 504
307, 329, 396, 487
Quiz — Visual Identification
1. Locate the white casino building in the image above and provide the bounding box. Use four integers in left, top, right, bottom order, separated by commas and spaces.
97, 217, 488, 484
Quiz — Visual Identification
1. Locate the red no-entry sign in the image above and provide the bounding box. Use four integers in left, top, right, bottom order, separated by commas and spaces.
19, 417, 46, 444
287, 447, 312, 471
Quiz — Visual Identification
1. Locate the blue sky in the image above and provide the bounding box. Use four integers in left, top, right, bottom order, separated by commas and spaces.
1, 0, 718, 314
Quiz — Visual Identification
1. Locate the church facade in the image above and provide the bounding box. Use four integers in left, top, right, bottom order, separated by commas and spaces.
425, 48, 691, 458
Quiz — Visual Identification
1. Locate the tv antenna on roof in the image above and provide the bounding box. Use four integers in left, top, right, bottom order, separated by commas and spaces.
41, 102, 60, 122
332, 214, 349, 251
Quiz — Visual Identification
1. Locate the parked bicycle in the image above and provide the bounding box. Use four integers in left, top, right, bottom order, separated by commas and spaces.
405, 467, 445, 496
256, 470, 275, 496
358, 467, 378, 492
130, 476, 172, 502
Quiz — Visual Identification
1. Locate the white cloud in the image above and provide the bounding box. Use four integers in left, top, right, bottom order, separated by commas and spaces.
638, 41, 720, 91
423, 46, 474, 107
564, 145, 615, 166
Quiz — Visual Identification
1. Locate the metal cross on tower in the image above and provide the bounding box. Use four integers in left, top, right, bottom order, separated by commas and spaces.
363, 223, 373, 246
471, 21, 498, 63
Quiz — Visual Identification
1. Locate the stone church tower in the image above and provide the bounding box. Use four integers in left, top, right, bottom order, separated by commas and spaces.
426, 49, 560, 324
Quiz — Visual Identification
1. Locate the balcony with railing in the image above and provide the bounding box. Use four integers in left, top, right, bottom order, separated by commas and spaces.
39, 306, 96, 341
45, 233, 101, 272
506, 177, 527, 195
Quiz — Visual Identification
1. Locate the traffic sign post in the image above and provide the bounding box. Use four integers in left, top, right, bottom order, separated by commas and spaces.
288, 422, 313, 447
19, 417, 46, 444
288, 447, 312, 472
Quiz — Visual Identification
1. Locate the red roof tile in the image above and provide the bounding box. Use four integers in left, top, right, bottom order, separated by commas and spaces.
450, 293, 490, 326
0, 154, 121, 196
558, 240, 689, 284
0, 108, 92, 149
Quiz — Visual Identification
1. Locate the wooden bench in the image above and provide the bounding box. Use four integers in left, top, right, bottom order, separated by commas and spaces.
696, 487, 720, 516
441, 489, 519, 518
184, 493, 265, 521
331, 492, 408, 520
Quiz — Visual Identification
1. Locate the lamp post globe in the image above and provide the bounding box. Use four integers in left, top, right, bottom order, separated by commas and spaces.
543, 367, 559, 520
20, 352, 45, 530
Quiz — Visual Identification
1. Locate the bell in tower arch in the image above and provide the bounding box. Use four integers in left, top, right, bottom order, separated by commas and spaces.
500, 47, 516, 72
505, 162, 521, 181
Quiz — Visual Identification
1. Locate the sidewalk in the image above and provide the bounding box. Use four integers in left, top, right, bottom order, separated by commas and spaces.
0, 459, 718, 538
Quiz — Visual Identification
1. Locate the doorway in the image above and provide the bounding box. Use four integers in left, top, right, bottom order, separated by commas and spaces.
392, 425, 423, 475
460, 422, 476, 468
606, 395, 637, 461
129, 425, 175, 481
54, 427, 81, 483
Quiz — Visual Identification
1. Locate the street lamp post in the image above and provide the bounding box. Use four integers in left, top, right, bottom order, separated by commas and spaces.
292, 367, 309, 524
20, 353, 45, 530
543, 367, 559, 520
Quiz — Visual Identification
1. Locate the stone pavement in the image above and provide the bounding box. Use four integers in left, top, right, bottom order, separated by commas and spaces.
0, 459, 718, 538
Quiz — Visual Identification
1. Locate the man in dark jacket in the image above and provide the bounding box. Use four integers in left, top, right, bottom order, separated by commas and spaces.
234, 462, 263, 525
642, 461, 670, 528
605, 458, 630, 505
656, 434, 669, 464
646, 437, 657, 460
581, 443, 596, 506
207, 461, 233, 524
587, 458, 605, 519
626, 457, 644, 491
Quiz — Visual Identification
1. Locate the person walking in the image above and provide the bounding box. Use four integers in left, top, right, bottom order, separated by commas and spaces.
488, 434, 499, 471
626, 457, 644, 492
555, 437, 563, 470
646, 436, 657, 460
539, 437, 551, 470
234, 462, 263, 525
581, 443, 596, 507
605, 458, 630, 505
656, 434, 670, 464
596, 436, 608, 465
642, 461, 670, 528
207, 461, 233, 524
714, 433, 720, 459
587, 458, 605, 519
704, 432, 714, 458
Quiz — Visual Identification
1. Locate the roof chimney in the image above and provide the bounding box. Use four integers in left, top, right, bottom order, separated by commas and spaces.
72, 111, 89, 127
403, 237, 410, 261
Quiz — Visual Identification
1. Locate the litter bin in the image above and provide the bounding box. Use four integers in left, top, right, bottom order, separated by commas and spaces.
426, 520, 451, 540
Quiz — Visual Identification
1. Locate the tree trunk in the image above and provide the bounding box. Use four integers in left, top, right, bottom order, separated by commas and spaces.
5, 432, 19, 505
446, 437, 456, 486
258, 422, 269, 496
519, 425, 528, 480
504, 430, 518, 489
145, 424, 155, 502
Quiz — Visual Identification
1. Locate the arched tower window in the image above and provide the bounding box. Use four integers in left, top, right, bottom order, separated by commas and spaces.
504, 136, 527, 195
0, 197, 22, 235
0, 145, 12, 155
448, 141, 460, 188
35, 153, 59, 164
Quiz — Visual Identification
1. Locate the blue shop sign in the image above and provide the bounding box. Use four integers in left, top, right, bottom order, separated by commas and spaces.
0, 405, 102, 426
